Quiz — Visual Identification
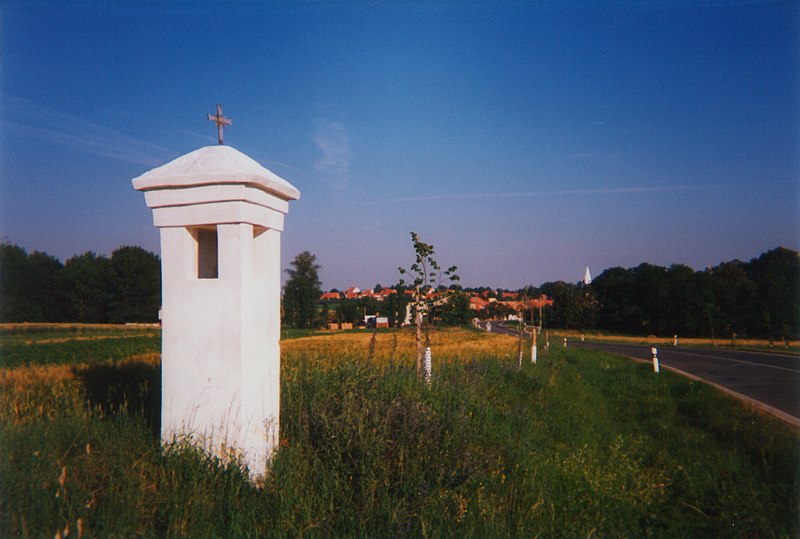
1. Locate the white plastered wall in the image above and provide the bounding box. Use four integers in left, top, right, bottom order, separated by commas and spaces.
133, 146, 299, 479
159, 218, 283, 477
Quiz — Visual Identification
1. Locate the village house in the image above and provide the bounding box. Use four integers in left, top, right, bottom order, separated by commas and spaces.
344, 287, 361, 299
375, 288, 397, 301
318, 286, 552, 321
469, 296, 490, 311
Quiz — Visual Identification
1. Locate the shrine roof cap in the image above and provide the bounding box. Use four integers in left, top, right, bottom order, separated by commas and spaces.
132, 145, 300, 201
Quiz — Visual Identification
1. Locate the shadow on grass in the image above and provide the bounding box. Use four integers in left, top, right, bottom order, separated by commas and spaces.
73, 360, 161, 436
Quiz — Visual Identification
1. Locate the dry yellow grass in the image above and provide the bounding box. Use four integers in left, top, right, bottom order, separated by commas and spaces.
0, 323, 160, 331
2, 328, 514, 426
282, 328, 518, 367
0, 363, 84, 422
0, 353, 160, 424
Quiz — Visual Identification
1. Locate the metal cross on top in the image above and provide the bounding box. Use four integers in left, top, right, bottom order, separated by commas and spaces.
207, 104, 232, 145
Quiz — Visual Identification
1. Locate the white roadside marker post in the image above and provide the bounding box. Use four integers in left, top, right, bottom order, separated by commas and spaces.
531, 327, 537, 364
674, 334, 678, 347
651, 347, 660, 373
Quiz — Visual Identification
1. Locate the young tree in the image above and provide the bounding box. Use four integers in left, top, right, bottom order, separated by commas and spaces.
283, 251, 322, 329
398, 232, 459, 382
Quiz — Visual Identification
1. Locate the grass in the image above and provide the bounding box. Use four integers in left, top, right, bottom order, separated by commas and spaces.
1, 326, 798, 537
0, 323, 160, 344
504, 325, 800, 354
0, 324, 161, 368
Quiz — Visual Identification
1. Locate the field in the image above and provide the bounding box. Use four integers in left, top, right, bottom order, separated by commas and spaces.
491, 323, 800, 355
1, 325, 798, 537
0, 323, 161, 368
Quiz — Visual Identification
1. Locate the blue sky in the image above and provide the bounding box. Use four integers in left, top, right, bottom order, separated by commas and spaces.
1, 1, 797, 289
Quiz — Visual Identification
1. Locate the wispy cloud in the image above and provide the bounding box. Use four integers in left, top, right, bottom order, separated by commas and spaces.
358, 184, 726, 206
3, 96, 176, 167
313, 120, 351, 190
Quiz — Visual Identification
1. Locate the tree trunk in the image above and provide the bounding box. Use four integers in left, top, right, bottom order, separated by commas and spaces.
415, 310, 424, 381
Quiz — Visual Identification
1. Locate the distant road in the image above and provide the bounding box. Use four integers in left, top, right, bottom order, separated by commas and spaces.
479, 321, 518, 337
574, 341, 800, 425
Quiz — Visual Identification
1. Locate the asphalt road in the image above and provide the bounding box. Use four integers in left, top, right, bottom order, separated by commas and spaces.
573, 341, 800, 423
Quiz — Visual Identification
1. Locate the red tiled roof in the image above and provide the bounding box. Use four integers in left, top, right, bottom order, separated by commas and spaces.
469, 297, 490, 310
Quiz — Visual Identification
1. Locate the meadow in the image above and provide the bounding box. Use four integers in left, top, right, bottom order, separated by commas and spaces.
0, 323, 161, 368
1, 325, 798, 537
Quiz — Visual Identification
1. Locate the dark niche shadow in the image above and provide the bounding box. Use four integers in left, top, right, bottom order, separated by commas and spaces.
74, 360, 161, 437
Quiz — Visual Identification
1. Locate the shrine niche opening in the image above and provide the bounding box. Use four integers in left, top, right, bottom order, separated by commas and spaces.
194, 226, 218, 279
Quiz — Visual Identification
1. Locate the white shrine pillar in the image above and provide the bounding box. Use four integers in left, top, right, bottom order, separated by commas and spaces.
132, 145, 300, 478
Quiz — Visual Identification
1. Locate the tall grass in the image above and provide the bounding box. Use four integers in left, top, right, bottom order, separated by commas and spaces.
1, 328, 797, 537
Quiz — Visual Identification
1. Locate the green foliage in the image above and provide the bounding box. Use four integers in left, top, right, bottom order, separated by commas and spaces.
62, 252, 112, 323
283, 251, 323, 329
0, 335, 161, 368
382, 286, 410, 327
747, 247, 800, 340
398, 234, 459, 325
331, 289, 411, 329
540, 280, 596, 330
335, 300, 361, 326
0, 244, 66, 322
0, 243, 161, 324
441, 290, 472, 326
106, 246, 161, 324
398, 232, 459, 294
567, 247, 799, 339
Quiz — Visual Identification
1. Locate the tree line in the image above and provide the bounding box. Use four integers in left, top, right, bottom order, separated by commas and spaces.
0, 243, 161, 323
2, 242, 796, 340
530, 247, 798, 341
